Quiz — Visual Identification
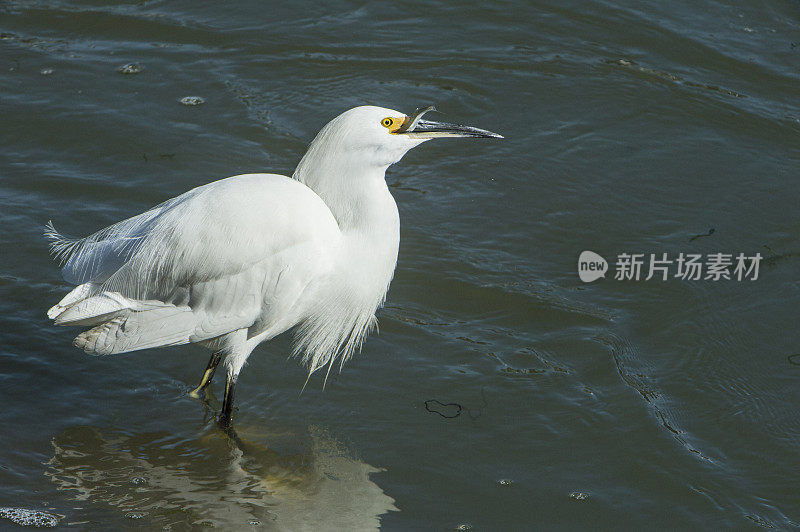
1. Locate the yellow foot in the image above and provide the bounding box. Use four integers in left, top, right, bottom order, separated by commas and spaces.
188, 386, 205, 399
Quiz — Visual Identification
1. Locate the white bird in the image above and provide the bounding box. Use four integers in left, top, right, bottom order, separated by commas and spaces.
46, 105, 502, 428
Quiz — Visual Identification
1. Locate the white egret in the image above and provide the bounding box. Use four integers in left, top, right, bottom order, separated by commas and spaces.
46, 105, 502, 428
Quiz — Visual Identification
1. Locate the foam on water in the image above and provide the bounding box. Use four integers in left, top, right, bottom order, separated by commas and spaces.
0, 508, 60, 528
179, 95, 205, 106
117, 63, 143, 74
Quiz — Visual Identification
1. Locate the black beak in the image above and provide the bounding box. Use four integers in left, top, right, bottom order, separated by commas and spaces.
400, 119, 504, 139
395, 105, 503, 139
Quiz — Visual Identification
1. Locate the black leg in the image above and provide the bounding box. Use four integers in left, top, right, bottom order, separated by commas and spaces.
189, 351, 223, 398
218, 372, 237, 430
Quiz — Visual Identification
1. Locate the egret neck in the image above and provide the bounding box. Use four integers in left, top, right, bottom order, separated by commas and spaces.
292, 132, 402, 303
292, 115, 410, 233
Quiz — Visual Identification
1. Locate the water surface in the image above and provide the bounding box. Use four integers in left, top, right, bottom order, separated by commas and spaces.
1, 0, 798, 529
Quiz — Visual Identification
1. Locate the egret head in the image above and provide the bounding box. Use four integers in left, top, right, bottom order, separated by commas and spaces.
298, 106, 503, 171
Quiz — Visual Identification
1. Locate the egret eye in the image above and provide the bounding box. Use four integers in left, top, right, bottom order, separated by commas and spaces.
381, 117, 394, 128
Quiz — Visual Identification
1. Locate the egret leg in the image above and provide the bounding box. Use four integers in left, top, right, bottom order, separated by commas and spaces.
218, 372, 238, 429
189, 351, 223, 398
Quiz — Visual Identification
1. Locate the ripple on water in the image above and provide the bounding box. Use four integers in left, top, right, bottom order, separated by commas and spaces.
596, 332, 714, 462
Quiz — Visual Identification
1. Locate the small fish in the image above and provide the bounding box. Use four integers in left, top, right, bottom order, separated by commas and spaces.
397, 105, 437, 133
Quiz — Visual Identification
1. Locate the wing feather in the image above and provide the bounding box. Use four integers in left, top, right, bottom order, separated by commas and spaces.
46, 173, 341, 354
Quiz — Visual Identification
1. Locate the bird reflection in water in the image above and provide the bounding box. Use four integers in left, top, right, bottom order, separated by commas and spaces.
45, 422, 397, 530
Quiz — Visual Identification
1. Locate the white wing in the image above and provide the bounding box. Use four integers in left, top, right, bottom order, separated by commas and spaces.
46, 173, 341, 355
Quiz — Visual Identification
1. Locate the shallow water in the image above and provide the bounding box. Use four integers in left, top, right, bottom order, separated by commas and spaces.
1, 0, 798, 529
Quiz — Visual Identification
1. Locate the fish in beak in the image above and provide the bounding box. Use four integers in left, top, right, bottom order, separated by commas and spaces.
396, 106, 503, 139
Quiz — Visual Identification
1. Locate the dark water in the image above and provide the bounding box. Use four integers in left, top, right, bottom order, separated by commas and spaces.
1, 0, 799, 529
